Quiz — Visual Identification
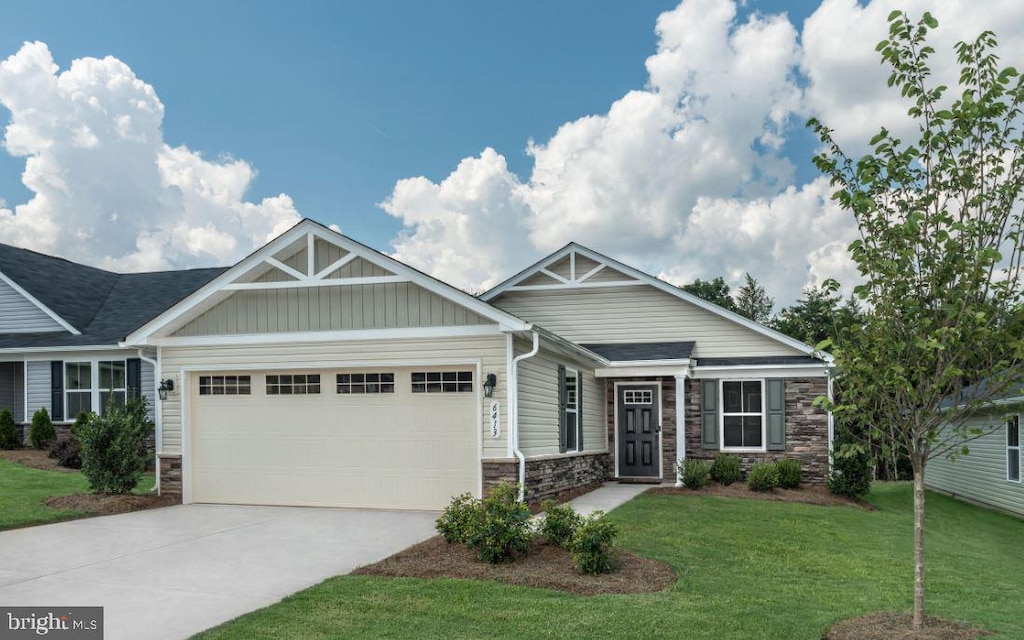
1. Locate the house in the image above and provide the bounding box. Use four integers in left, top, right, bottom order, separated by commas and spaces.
926, 385, 1023, 517
1, 219, 833, 509
0, 242, 224, 439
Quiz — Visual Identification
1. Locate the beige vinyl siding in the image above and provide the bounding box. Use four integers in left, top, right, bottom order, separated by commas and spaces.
159, 334, 508, 457
0, 277, 64, 332
25, 360, 51, 422
515, 338, 605, 458
494, 286, 801, 358
173, 282, 490, 337
927, 406, 1024, 517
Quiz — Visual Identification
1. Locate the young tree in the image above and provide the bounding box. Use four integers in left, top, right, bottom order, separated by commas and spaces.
734, 273, 774, 323
682, 276, 737, 312
809, 11, 1024, 630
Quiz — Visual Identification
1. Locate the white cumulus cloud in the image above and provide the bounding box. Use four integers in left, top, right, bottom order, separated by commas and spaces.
0, 41, 300, 272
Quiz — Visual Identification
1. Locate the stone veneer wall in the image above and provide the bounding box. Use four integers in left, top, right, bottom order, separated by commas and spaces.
483, 452, 610, 506
158, 454, 183, 499
684, 377, 830, 484
604, 377, 679, 483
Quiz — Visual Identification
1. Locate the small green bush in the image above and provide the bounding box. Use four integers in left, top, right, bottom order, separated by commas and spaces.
679, 459, 711, 489
571, 511, 618, 575
77, 397, 153, 494
0, 408, 19, 450
465, 482, 532, 564
710, 452, 742, 485
828, 439, 873, 498
436, 493, 480, 544
747, 462, 779, 492
48, 434, 82, 469
540, 499, 582, 549
776, 458, 802, 489
70, 411, 92, 439
28, 408, 56, 449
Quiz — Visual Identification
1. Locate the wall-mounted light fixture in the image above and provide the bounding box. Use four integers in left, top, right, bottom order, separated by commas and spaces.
483, 373, 497, 398
158, 378, 175, 401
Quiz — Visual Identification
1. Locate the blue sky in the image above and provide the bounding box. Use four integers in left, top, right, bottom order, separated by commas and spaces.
0, 0, 1017, 305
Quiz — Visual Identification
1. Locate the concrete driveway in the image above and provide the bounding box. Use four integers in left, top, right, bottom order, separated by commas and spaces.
0, 504, 438, 640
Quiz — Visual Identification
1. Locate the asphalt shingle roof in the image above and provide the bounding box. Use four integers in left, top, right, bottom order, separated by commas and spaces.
580, 341, 696, 362
0, 243, 226, 349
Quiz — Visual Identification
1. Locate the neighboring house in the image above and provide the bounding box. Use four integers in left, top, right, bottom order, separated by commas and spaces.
0, 242, 225, 438
2, 219, 833, 509
927, 386, 1023, 518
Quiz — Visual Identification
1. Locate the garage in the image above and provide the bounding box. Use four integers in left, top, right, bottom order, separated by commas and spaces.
188, 367, 480, 510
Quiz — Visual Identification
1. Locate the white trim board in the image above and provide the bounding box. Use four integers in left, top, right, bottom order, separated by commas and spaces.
147, 324, 505, 348
0, 270, 80, 335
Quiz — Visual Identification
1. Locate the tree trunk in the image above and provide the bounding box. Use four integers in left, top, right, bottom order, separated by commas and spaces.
912, 462, 926, 630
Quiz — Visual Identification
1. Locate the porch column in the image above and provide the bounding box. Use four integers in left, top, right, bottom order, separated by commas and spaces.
675, 374, 686, 487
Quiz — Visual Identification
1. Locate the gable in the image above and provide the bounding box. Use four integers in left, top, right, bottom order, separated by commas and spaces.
128, 220, 528, 344
0, 275, 66, 333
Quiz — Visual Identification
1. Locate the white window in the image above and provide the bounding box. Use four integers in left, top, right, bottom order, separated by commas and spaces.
411, 371, 473, 393
65, 362, 92, 417
99, 361, 127, 410
337, 373, 395, 394
564, 368, 581, 452
1008, 414, 1020, 483
199, 375, 252, 396
266, 374, 321, 395
721, 380, 764, 450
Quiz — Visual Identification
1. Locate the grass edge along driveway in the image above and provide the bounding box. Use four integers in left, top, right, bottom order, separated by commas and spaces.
193, 483, 1024, 640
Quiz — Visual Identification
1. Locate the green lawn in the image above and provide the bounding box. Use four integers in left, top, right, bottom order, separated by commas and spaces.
194, 484, 1024, 640
0, 458, 156, 530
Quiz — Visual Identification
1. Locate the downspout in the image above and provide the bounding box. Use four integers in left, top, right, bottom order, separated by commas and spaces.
137, 349, 161, 493
827, 367, 835, 473
510, 331, 540, 502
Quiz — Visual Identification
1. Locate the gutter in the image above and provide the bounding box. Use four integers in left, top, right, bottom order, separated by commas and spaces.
136, 348, 161, 494
510, 331, 540, 502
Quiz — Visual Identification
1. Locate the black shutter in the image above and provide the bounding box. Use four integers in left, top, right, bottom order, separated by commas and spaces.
557, 364, 567, 453
577, 371, 583, 451
766, 379, 786, 451
50, 361, 64, 421
700, 379, 718, 449
126, 358, 142, 400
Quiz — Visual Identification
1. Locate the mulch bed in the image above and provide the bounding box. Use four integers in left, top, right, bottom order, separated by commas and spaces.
0, 448, 76, 473
45, 493, 179, 515
824, 612, 993, 639
353, 535, 677, 596
648, 483, 874, 509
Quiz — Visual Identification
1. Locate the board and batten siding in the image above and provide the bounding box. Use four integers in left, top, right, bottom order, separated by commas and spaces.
515, 338, 605, 458
926, 406, 1024, 517
0, 277, 64, 333
493, 286, 802, 358
173, 282, 491, 337
159, 334, 509, 457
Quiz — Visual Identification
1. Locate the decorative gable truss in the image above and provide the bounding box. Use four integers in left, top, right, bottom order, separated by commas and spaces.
496, 246, 642, 293
124, 220, 529, 346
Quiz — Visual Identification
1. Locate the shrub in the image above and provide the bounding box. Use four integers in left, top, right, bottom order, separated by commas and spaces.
710, 452, 742, 486
776, 458, 802, 489
465, 482, 532, 564
77, 397, 153, 494
679, 459, 711, 489
48, 434, 82, 469
828, 438, 873, 498
540, 499, 582, 549
571, 511, 618, 575
0, 408, 19, 450
747, 461, 779, 492
70, 411, 92, 439
28, 408, 56, 449
436, 493, 480, 544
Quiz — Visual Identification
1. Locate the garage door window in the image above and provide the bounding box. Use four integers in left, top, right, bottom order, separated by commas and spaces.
411, 371, 473, 393
267, 374, 321, 395
337, 373, 395, 394
199, 376, 251, 396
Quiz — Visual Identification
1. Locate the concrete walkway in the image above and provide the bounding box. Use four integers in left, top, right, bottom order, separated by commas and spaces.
568, 482, 656, 515
0, 504, 438, 640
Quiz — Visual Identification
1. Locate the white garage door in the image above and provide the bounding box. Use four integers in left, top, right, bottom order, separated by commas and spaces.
189, 368, 479, 510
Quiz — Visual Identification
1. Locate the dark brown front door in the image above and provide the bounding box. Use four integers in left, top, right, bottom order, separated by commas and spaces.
617, 384, 660, 477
